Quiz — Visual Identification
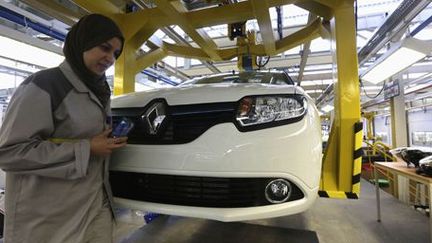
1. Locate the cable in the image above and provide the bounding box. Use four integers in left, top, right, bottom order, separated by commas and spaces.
360, 79, 385, 99
255, 56, 270, 69
354, 0, 358, 32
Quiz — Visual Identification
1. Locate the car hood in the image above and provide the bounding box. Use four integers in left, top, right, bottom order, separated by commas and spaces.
111, 83, 306, 108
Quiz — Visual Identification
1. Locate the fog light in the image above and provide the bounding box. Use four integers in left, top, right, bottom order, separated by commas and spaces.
265, 179, 292, 203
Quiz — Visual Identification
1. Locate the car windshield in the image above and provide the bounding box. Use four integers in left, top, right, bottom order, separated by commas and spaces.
180, 72, 295, 86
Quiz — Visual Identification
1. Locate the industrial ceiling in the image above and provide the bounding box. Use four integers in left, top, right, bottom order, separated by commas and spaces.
0, 0, 431, 111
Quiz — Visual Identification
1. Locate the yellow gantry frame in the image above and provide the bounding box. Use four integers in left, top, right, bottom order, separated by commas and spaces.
72, 0, 330, 94
71, 0, 361, 198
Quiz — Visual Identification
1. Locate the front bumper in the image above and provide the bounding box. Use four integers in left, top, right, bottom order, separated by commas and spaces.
112, 177, 319, 222
110, 111, 322, 221
110, 172, 305, 207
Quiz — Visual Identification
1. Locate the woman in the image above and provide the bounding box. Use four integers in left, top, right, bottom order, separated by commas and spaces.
0, 14, 127, 243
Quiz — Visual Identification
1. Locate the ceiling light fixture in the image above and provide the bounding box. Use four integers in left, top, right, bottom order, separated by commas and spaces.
360, 37, 432, 84
0, 36, 63, 68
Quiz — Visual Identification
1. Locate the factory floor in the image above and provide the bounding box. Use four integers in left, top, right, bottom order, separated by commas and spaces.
114, 178, 429, 243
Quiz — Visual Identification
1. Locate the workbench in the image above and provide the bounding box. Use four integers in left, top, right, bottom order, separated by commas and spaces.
374, 161, 432, 243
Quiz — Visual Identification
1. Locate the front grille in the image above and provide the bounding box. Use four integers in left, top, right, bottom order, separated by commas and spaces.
112, 95, 307, 144
109, 171, 304, 208
112, 101, 236, 144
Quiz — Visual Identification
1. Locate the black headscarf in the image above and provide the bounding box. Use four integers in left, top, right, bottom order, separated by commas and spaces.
63, 14, 124, 107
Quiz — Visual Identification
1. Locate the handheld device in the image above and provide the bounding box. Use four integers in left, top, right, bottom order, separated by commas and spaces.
112, 118, 134, 137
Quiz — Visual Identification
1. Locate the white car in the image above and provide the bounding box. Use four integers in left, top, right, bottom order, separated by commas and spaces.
109, 71, 322, 222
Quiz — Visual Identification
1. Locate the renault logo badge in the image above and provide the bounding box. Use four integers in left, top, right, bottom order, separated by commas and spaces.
143, 102, 166, 135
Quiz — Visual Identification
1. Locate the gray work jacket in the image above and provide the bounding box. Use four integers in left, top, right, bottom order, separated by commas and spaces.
0, 61, 114, 243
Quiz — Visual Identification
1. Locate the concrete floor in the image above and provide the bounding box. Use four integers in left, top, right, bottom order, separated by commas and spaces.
115, 178, 429, 243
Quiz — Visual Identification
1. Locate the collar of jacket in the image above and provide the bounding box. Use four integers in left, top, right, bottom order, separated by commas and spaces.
59, 61, 104, 109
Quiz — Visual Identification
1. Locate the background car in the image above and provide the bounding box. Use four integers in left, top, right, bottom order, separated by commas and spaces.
109, 71, 322, 222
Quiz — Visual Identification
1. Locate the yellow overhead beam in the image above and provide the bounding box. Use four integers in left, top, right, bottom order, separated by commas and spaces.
163, 42, 211, 60
134, 48, 168, 74
275, 18, 322, 54
194, 28, 221, 60
188, 2, 252, 28
188, 0, 329, 29
129, 26, 158, 50
148, 41, 268, 61
268, 0, 305, 7
147, 36, 164, 49
153, 0, 221, 61
72, 0, 123, 15
70, 0, 337, 31
251, 0, 276, 55
217, 49, 239, 61
295, 1, 333, 20
312, 0, 345, 8
220, 44, 266, 60
159, 17, 325, 60
73, 0, 158, 47
319, 21, 331, 40
118, 9, 158, 41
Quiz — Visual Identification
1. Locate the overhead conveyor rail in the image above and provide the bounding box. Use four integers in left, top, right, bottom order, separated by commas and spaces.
0, 5, 65, 41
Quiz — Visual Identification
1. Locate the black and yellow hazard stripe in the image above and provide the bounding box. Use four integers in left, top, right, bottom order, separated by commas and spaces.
318, 121, 363, 199
352, 121, 363, 195
318, 190, 359, 199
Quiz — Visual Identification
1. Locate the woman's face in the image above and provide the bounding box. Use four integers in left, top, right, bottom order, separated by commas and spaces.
83, 37, 122, 76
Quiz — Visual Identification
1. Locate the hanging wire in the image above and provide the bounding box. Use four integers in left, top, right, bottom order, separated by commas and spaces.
255, 56, 270, 69
360, 79, 385, 99
23, 16, 30, 34
354, 0, 358, 32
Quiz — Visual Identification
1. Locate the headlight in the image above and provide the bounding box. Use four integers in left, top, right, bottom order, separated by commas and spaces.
420, 155, 432, 167
235, 95, 307, 131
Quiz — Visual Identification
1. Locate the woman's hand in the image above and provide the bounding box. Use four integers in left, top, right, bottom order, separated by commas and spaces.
90, 129, 128, 156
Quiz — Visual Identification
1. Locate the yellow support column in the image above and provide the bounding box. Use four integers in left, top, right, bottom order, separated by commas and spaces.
319, 0, 362, 199
114, 41, 135, 95
363, 112, 375, 140
113, 14, 158, 95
